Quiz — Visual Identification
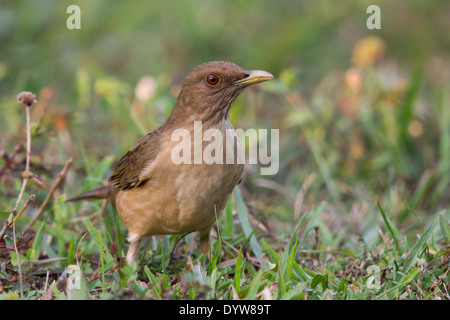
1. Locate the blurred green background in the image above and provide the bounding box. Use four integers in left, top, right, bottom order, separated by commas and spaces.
1, 0, 449, 238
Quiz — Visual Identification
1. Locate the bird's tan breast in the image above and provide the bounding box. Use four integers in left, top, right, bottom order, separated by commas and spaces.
115, 122, 244, 238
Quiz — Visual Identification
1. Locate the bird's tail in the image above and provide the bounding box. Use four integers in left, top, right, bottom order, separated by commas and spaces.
66, 186, 114, 203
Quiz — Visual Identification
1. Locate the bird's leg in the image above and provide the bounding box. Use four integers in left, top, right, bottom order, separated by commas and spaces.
126, 234, 141, 265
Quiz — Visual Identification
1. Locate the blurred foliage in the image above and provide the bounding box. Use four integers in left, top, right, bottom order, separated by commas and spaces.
0, 0, 449, 238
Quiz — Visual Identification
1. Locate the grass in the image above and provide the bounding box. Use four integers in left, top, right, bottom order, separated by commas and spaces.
1, 71, 450, 300
0, 1, 449, 301
0, 65, 449, 299
3, 190, 447, 300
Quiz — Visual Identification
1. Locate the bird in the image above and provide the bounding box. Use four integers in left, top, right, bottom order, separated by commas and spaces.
68, 61, 273, 265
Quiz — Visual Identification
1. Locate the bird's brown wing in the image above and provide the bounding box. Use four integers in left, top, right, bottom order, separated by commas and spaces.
110, 129, 161, 190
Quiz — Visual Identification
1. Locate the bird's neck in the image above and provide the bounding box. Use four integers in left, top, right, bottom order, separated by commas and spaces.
165, 99, 234, 130
165, 111, 232, 133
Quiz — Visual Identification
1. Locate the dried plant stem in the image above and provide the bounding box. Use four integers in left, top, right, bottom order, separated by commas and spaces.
12, 222, 23, 296
0, 92, 38, 298
12, 106, 32, 216
11, 104, 33, 298
12, 194, 35, 227
0, 106, 34, 241
24, 157, 73, 232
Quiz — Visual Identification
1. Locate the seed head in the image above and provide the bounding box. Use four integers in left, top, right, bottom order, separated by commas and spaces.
16, 91, 37, 107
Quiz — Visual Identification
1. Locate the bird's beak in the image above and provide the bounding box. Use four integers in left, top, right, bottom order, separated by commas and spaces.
233, 70, 274, 87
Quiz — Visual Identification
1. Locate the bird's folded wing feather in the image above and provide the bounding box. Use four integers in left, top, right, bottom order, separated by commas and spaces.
110, 129, 161, 190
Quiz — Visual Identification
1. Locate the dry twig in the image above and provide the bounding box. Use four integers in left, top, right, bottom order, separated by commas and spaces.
24, 157, 73, 232
6, 92, 37, 298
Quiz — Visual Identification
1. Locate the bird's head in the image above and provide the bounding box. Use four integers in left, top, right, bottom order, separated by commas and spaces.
171, 61, 273, 123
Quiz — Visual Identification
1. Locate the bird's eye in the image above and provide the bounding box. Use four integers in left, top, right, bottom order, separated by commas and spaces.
205, 73, 220, 86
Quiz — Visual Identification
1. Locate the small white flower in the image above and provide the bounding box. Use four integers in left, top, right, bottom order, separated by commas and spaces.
135, 76, 157, 103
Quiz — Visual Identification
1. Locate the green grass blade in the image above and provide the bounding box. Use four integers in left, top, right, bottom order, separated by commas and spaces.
400, 215, 438, 276
261, 238, 280, 264
115, 213, 124, 256
209, 236, 222, 276
439, 211, 450, 242
233, 188, 263, 258
245, 267, 264, 300
223, 197, 233, 239
31, 220, 45, 263
299, 201, 326, 248
304, 130, 342, 208
234, 247, 244, 293
285, 237, 298, 282
292, 263, 313, 282
67, 236, 74, 266
377, 268, 421, 299
280, 284, 305, 300
377, 201, 401, 254
277, 261, 286, 299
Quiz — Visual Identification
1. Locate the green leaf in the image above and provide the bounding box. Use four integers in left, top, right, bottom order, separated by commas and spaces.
67, 236, 74, 265
90, 155, 115, 182
280, 283, 305, 300
400, 216, 438, 276
144, 266, 156, 285
245, 267, 264, 300
277, 261, 286, 299
83, 217, 98, 242
31, 220, 46, 262
0, 210, 10, 219
26, 248, 35, 261
208, 267, 218, 299
114, 213, 124, 256
378, 201, 402, 254
304, 130, 342, 209
234, 247, 244, 293
52, 283, 66, 300
223, 196, 233, 239
299, 202, 326, 248
377, 268, 421, 299
54, 196, 68, 258
321, 272, 329, 290
292, 263, 313, 282
261, 239, 280, 264
284, 237, 298, 282
209, 236, 222, 275
311, 274, 324, 289
233, 188, 262, 258
10, 252, 27, 266
83, 217, 113, 264
337, 275, 349, 293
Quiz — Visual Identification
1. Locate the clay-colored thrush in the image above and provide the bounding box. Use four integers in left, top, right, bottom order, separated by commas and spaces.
69, 61, 273, 264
